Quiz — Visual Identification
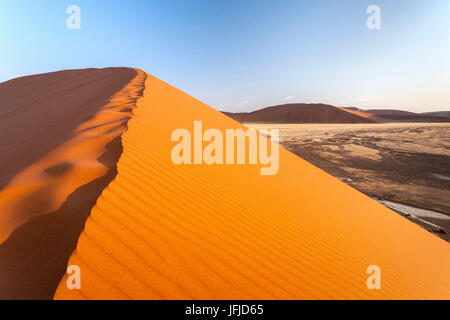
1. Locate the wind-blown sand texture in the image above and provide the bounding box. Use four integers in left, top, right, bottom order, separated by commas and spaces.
0, 68, 146, 299
54, 73, 450, 299
246, 123, 450, 240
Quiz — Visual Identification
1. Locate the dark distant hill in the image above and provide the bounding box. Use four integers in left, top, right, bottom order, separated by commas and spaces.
342, 107, 450, 123
421, 111, 450, 118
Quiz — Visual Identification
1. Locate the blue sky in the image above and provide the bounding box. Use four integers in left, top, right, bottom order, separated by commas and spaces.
0, 0, 449, 112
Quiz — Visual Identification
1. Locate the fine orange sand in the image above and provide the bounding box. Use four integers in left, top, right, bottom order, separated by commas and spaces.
0, 68, 146, 299
54, 73, 450, 299
338, 107, 374, 119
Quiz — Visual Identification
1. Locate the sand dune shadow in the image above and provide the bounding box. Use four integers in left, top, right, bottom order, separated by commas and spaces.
0, 138, 121, 299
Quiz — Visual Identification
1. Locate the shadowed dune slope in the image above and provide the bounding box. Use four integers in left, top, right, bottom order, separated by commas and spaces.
56, 74, 449, 299
0, 68, 146, 299
224, 103, 377, 123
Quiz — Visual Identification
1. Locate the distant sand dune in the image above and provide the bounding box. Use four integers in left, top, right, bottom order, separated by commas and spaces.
0, 68, 146, 299
54, 74, 450, 299
224, 104, 449, 124
224, 104, 377, 124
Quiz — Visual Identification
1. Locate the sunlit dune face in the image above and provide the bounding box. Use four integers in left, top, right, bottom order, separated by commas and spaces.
338, 107, 374, 119
54, 74, 450, 300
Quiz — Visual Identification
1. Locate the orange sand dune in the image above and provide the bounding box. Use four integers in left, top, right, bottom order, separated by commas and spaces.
55, 73, 449, 300
0, 68, 146, 299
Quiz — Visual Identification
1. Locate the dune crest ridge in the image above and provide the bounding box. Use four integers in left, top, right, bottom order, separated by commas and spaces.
55, 73, 449, 300
0, 68, 146, 299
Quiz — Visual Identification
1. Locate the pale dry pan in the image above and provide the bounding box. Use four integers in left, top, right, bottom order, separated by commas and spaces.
55, 73, 450, 299
0, 68, 146, 299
